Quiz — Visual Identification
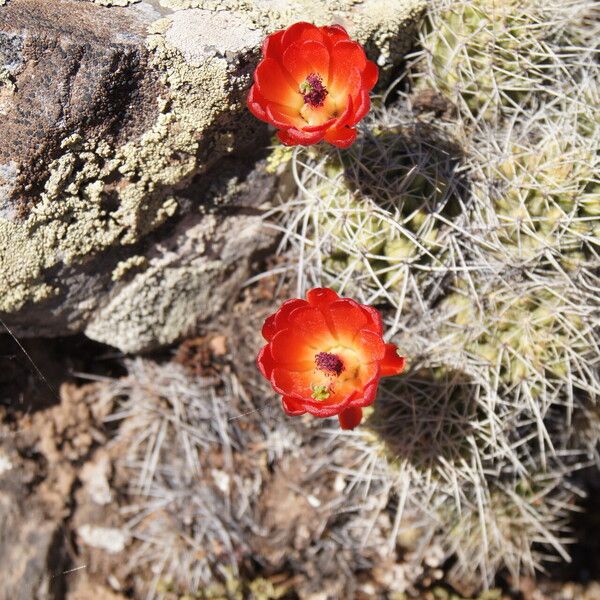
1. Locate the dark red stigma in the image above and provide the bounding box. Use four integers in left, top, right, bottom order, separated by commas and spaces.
315, 352, 345, 376
301, 73, 328, 107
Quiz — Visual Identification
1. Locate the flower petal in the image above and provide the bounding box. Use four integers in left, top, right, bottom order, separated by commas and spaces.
262, 29, 285, 58
331, 40, 367, 73
271, 367, 313, 397
257, 345, 275, 379
282, 395, 306, 416
349, 380, 379, 408
287, 305, 331, 338
307, 288, 340, 307
324, 126, 357, 148
362, 60, 379, 90
348, 89, 370, 126
274, 298, 309, 331
302, 116, 337, 133
302, 396, 355, 417
277, 127, 325, 146
263, 298, 308, 340
358, 361, 380, 389
328, 62, 362, 104
255, 58, 301, 108
282, 40, 330, 85
325, 298, 370, 339
332, 94, 354, 129
281, 21, 324, 48
270, 329, 319, 366
380, 344, 406, 376
362, 305, 383, 335
338, 406, 363, 429
356, 329, 386, 361
262, 314, 277, 341
322, 24, 351, 48
247, 85, 268, 122
266, 103, 306, 129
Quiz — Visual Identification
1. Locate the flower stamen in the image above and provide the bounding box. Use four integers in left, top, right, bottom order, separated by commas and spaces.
315, 352, 345, 376
300, 73, 328, 107
311, 384, 331, 401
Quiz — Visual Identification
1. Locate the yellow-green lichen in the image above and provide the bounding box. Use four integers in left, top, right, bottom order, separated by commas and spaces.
0, 219, 57, 309
0, 68, 15, 92
112, 255, 148, 281
0, 14, 242, 313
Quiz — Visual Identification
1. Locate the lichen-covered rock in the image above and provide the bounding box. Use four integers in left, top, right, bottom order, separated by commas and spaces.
0, 0, 424, 352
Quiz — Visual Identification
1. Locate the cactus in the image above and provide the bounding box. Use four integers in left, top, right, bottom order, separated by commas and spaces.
470, 112, 599, 270
269, 0, 599, 584
274, 108, 467, 309
364, 366, 508, 486
440, 284, 595, 391
334, 371, 587, 591
440, 471, 578, 590
413, 0, 597, 124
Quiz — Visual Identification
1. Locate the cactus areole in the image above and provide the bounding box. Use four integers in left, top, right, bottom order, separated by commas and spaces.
257, 287, 406, 429
246, 22, 379, 148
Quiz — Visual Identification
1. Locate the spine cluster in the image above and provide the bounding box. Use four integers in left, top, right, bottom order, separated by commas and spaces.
271, 0, 599, 590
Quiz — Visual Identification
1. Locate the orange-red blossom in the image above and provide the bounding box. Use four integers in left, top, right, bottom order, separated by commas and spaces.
257, 288, 406, 430
247, 22, 379, 148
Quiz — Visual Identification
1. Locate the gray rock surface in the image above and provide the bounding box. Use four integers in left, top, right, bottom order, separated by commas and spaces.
0, 0, 425, 353
0, 504, 65, 600
0, 449, 68, 600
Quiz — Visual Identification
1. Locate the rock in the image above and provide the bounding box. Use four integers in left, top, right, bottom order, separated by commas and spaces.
79, 450, 113, 506
0, 500, 67, 600
0, 0, 425, 353
83, 157, 278, 352
0, 455, 68, 600
77, 525, 129, 554
0, 447, 13, 474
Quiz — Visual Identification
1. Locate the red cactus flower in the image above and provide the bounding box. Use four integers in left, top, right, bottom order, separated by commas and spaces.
247, 22, 379, 148
257, 288, 405, 430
